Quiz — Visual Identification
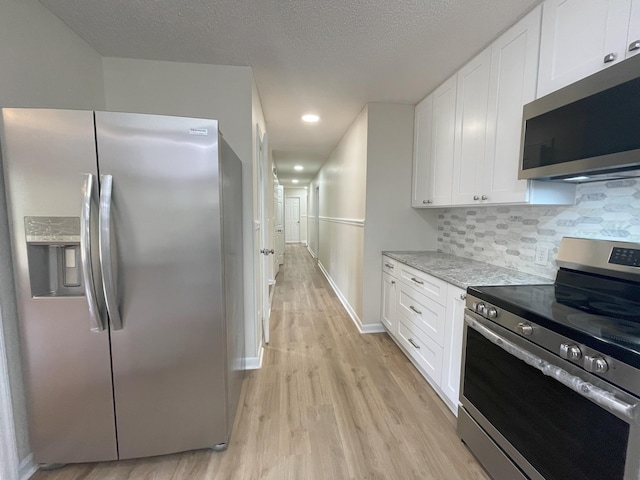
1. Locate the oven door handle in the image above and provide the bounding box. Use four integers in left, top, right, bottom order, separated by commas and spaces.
465, 314, 639, 423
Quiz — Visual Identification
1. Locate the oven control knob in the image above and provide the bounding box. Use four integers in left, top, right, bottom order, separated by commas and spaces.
474, 303, 486, 314
584, 355, 609, 374
560, 343, 582, 360
517, 323, 533, 335
487, 307, 498, 319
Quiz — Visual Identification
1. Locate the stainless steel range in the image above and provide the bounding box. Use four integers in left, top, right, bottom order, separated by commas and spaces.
458, 237, 640, 480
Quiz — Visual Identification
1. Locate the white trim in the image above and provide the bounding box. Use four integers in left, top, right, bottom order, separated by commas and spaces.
318, 216, 365, 227
360, 323, 386, 334
307, 244, 317, 259
0, 304, 20, 480
244, 344, 264, 370
19, 454, 37, 480
317, 261, 371, 334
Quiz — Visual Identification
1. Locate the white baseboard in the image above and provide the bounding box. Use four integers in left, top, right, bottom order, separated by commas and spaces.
19, 454, 37, 480
317, 261, 377, 335
360, 323, 386, 334
244, 344, 264, 370
306, 245, 317, 259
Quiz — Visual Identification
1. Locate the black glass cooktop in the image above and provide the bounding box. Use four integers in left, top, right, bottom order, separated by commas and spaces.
467, 270, 640, 369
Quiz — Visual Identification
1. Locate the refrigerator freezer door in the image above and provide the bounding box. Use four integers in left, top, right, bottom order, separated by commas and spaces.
95, 112, 228, 459
0, 109, 117, 463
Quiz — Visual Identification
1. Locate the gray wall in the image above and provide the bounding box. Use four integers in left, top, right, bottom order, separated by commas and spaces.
0, 0, 106, 462
438, 179, 640, 278
362, 103, 438, 326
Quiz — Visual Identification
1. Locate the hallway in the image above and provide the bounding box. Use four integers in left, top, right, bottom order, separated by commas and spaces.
31, 244, 488, 480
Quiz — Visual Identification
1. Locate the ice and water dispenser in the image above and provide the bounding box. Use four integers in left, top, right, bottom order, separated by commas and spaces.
25, 216, 85, 297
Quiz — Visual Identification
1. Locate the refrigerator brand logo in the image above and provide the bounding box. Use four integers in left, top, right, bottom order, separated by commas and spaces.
189, 128, 209, 136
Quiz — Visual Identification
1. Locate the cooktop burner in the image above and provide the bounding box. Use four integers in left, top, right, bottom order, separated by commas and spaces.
566, 314, 640, 346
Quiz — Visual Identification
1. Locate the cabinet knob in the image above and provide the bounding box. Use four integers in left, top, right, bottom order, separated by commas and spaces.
422, 200, 433, 204
391, 280, 396, 285
604, 52, 617, 63
629, 40, 640, 52
481, 195, 488, 200
473, 195, 479, 200
460, 293, 467, 300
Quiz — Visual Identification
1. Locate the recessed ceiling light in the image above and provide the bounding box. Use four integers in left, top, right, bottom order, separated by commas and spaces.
292, 179, 299, 184
302, 114, 320, 123
294, 165, 304, 171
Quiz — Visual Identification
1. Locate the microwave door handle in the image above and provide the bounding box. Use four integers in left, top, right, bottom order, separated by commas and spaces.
99, 174, 123, 331
80, 174, 106, 332
465, 314, 638, 423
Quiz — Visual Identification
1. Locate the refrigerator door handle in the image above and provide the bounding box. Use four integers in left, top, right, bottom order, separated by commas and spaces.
80, 173, 106, 332
99, 174, 123, 330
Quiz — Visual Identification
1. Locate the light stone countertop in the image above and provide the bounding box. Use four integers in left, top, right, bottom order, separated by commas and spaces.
382, 251, 553, 290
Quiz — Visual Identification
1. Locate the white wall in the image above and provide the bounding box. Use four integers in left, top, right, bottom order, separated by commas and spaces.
310, 106, 368, 320
361, 104, 438, 327
102, 58, 263, 362
0, 0, 106, 467
284, 187, 308, 244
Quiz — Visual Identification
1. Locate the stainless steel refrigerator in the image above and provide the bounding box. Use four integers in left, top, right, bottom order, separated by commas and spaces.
0, 109, 245, 464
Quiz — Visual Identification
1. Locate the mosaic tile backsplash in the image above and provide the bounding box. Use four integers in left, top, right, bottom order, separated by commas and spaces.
437, 179, 640, 279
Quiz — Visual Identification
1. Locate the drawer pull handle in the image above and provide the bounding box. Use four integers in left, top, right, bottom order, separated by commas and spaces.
629, 40, 640, 52
408, 338, 420, 349
604, 52, 617, 63
410, 277, 424, 285
391, 280, 396, 285
409, 305, 422, 315
384, 263, 394, 269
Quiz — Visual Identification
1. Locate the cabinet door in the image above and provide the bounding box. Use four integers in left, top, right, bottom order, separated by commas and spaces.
441, 286, 467, 415
381, 271, 397, 335
483, 6, 541, 204
411, 96, 434, 207
451, 48, 491, 205
429, 76, 457, 206
538, 0, 632, 97
626, 0, 640, 59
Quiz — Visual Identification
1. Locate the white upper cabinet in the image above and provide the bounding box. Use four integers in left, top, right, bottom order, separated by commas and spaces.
412, 5, 576, 208
411, 75, 456, 206
451, 48, 491, 205
483, 5, 542, 204
538, 0, 636, 98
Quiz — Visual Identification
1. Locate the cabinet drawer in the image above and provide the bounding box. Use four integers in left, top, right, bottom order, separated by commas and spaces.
397, 282, 446, 346
398, 264, 448, 305
397, 316, 443, 386
382, 256, 398, 276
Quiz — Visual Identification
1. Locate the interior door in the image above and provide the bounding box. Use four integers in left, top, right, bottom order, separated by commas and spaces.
275, 185, 284, 265
285, 197, 300, 243
95, 112, 228, 459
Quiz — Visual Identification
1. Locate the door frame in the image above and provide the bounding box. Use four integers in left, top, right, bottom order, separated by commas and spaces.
314, 186, 320, 259
256, 126, 270, 345
0, 305, 19, 480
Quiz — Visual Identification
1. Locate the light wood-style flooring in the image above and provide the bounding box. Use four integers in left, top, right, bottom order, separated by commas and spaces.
31, 244, 489, 480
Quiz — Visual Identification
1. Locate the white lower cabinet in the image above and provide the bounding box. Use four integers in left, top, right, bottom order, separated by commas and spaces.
381, 271, 397, 335
440, 285, 467, 415
396, 317, 443, 385
381, 256, 466, 415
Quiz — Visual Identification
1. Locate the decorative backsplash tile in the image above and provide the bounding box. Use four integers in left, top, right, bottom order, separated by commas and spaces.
437, 179, 640, 279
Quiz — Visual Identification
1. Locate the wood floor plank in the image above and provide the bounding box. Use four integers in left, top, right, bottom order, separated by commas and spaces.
30, 244, 489, 480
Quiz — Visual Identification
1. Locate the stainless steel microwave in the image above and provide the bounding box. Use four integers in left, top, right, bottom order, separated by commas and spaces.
519, 53, 640, 183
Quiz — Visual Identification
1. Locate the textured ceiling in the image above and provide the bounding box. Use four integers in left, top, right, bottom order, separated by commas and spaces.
39, 0, 541, 184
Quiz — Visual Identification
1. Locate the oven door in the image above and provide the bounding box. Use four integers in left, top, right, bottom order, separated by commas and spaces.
459, 310, 640, 480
